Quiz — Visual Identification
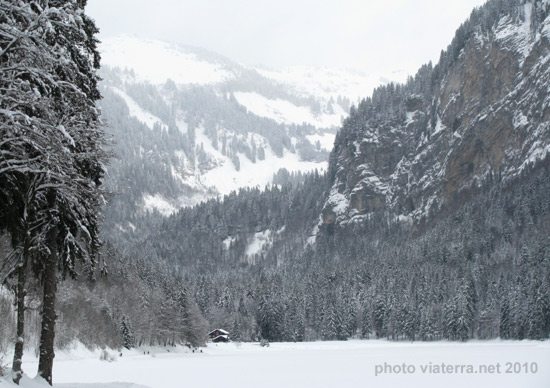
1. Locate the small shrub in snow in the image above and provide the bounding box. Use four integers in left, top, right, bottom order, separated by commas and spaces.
99, 349, 116, 362
0, 354, 6, 376
260, 339, 270, 347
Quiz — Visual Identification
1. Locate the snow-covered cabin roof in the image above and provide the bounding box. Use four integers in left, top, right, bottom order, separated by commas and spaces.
208, 329, 229, 336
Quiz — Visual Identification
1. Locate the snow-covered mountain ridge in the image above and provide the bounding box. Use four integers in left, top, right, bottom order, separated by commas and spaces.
100, 35, 399, 102
97, 35, 398, 238
91, 1, 550, 347
100, 36, 239, 85
321, 0, 550, 230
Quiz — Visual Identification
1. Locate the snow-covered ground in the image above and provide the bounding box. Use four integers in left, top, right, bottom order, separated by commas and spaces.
100, 36, 237, 85
2, 340, 549, 388
255, 65, 409, 102
233, 91, 345, 128
194, 125, 327, 197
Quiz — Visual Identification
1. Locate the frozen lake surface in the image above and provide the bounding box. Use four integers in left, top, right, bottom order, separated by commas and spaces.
3, 340, 549, 388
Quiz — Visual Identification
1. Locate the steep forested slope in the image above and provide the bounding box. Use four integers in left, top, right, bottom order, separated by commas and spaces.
98, 64, 337, 251
124, 0, 550, 342
323, 0, 550, 228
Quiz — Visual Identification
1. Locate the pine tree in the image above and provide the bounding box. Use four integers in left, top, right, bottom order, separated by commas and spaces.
419, 307, 438, 341
372, 297, 387, 338
455, 282, 475, 341
177, 287, 207, 347
360, 307, 372, 339
443, 299, 458, 340
321, 300, 342, 340
527, 275, 550, 339
120, 315, 135, 349
0, 1, 105, 384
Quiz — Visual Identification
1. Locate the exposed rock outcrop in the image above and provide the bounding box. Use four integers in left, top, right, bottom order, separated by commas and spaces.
323, 0, 550, 228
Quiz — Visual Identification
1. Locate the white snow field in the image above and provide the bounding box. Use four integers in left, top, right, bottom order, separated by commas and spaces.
2, 340, 549, 388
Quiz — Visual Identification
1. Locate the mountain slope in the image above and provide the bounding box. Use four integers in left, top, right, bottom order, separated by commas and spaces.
97, 36, 400, 242
122, 0, 550, 343
322, 0, 550, 228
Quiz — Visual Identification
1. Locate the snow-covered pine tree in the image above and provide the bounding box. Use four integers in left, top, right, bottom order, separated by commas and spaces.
0, 1, 69, 379
0, 0, 105, 385
527, 274, 550, 339
372, 296, 387, 339
256, 281, 284, 341
1, 1, 62, 383
177, 287, 207, 348
120, 315, 135, 349
360, 304, 372, 339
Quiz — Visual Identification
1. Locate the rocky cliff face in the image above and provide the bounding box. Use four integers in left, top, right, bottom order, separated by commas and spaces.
322, 0, 550, 228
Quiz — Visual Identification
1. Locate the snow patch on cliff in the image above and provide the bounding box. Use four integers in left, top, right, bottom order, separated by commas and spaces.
142, 194, 177, 216
245, 230, 272, 257
234, 92, 343, 128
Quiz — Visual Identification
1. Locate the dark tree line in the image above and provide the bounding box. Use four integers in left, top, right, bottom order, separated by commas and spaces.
135, 170, 326, 272
66, 0, 550, 346
121, 160, 549, 343
0, 243, 208, 358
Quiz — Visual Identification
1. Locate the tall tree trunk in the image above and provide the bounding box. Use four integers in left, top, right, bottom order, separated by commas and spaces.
11, 228, 30, 385
37, 216, 58, 386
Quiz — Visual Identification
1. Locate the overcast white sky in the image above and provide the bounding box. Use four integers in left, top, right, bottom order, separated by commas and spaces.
86, 0, 488, 76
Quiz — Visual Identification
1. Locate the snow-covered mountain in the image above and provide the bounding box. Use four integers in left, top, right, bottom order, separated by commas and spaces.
321, 0, 550, 229
98, 35, 397, 239
126, 0, 550, 345
100, 35, 399, 104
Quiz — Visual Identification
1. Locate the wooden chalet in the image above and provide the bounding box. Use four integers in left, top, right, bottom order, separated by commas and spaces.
208, 329, 230, 342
